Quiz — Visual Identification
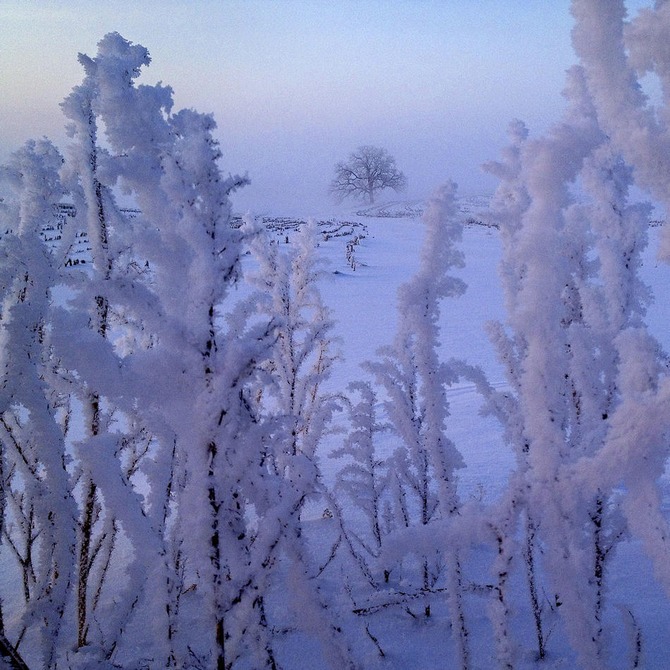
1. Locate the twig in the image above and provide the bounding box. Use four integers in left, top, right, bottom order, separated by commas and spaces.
365, 625, 385, 657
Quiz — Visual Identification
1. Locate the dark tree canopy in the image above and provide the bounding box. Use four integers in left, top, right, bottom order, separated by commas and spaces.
330, 145, 407, 205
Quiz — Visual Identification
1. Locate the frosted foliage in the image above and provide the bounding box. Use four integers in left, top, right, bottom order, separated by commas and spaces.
501, 63, 602, 485
38, 32, 259, 668
332, 380, 386, 554
1, 140, 65, 238
569, 0, 670, 610
0, 141, 77, 667
60, 69, 117, 277
396, 180, 466, 511
248, 218, 336, 455
571, 0, 670, 258
4, 12, 670, 668
355, 181, 471, 667
368, 181, 466, 522
241, 219, 354, 668
482, 7, 670, 665
80, 32, 173, 173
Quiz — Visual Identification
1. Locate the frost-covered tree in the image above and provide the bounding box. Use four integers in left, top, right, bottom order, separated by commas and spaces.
331, 380, 389, 586
244, 218, 354, 668
56, 36, 159, 661
484, 52, 670, 666
55, 33, 265, 670
0, 140, 77, 669
359, 181, 471, 667
330, 146, 406, 205
484, 67, 611, 667
3, 32, 261, 669
570, 0, 670, 620
57, 32, 348, 670
480, 117, 552, 666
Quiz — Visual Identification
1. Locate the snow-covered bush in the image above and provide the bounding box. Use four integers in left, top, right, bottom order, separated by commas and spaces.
0, 139, 77, 668
337, 181, 473, 667
481, 16, 670, 662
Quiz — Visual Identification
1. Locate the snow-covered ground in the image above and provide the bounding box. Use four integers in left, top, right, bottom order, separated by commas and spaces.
3, 195, 670, 669
252, 197, 670, 669
313, 202, 511, 500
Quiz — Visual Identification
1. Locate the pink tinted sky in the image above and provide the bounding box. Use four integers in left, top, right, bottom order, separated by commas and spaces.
0, 1, 655, 213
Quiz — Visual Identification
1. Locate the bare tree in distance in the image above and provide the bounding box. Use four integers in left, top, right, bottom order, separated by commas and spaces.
330, 145, 407, 205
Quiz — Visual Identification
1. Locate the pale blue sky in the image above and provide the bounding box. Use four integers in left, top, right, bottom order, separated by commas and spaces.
0, 1, 655, 213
